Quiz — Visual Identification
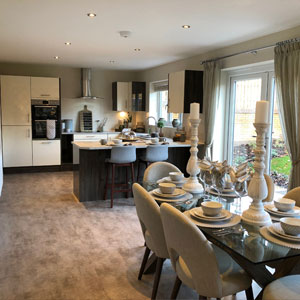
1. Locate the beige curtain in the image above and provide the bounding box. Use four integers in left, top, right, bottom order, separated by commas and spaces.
274, 42, 300, 190
203, 61, 221, 158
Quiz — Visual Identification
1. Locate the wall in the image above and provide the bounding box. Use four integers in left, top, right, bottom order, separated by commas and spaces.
136, 24, 300, 158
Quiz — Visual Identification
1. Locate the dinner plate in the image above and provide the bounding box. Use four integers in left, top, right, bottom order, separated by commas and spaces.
272, 223, 300, 241
191, 207, 232, 222
265, 204, 300, 217
147, 142, 161, 145
152, 188, 186, 199
149, 191, 193, 203
267, 224, 300, 243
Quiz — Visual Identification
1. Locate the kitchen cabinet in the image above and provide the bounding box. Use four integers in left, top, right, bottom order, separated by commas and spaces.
112, 81, 146, 112
2, 126, 32, 167
168, 70, 203, 113
31, 77, 60, 100
32, 140, 61, 166
1, 75, 31, 125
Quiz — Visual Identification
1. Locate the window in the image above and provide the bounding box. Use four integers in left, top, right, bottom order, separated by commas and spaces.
149, 80, 182, 126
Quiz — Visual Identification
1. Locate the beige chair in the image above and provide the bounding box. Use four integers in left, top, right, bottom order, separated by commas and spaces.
142, 161, 181, 189
263, 174, 275, 202
262, 275, 300, 300
132, 183, 169, 299
283, 186, 300, 206
160, 203, 253, 300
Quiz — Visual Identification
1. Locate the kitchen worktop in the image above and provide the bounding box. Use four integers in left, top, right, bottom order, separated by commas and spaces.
72, 140, 204, 150
61, 131, 119, 135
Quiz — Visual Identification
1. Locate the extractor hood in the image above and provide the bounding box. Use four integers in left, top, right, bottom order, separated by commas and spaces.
81, 68, 99, 99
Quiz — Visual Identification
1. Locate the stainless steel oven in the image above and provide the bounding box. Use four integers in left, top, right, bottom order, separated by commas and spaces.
31, 100, 60, 139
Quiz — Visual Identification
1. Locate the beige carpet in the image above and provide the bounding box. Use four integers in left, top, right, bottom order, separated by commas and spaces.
0, 172, 257, 300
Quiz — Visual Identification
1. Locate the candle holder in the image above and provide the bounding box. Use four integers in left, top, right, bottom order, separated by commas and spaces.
241, 123, 272, 226
183, 118, 204, 194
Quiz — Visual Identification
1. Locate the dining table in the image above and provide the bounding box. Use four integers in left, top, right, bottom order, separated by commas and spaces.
143, 178, 300, 300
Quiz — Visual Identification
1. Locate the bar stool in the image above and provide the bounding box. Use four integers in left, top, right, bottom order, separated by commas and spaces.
104, 145, 136, 208
137, 144, 168, 182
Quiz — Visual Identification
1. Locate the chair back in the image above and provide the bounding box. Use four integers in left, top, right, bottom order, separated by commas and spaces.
109, 145, 136, 164
145, 145, 168, 162
132, 183, 169, 258
160, 203, 223, 297
263, 174, 274, 202
283, 186, 300, 206
143, 161, 181, 185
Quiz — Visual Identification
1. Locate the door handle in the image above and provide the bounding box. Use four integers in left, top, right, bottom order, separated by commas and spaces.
40, 94, 50, 97
41, 142, 51, 144
28, 113, 30, 123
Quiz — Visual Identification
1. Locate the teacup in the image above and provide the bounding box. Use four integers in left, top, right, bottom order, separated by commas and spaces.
201, 201, 223, 216
113, 139, 122, 145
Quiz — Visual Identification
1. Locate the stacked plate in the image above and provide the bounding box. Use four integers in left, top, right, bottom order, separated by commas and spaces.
207, 187, 238, 198
157, 176, 187, 188
264, 204, 300, 221
149, 188, 192, 203
266, 223, 300, 243
185, 207, 241, 228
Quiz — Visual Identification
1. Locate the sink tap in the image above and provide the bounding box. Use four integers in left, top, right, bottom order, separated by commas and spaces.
146, 116, 157, 126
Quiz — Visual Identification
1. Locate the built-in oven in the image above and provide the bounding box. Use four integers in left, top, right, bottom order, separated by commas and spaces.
31, 100, 61, 139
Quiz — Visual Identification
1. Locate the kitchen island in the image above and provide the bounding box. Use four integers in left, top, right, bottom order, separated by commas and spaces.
73, 140, 204, 202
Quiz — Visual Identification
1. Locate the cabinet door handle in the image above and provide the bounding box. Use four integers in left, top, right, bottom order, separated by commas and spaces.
28, 113, 30, 123
27, 129, 30, 138
41, 142, 51, 144
40, 94, 50, 97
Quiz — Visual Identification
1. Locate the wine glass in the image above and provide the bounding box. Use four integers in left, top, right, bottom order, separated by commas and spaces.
234, 180, 248, 214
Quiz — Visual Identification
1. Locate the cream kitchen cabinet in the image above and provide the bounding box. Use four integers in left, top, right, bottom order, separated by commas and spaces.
31, 77, 60, 100
32, 140, 61, 166
112, 82, 131, 111
168, 70, 203, 113
1, 75, 31, 125
2, 126, 32, 167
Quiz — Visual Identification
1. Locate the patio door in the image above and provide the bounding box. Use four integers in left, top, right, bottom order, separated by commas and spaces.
226, 72, 271, 169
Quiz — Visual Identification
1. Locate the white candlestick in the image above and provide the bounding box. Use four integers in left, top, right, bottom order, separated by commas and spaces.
255, 100, 269, 124
190, 103, 200, 119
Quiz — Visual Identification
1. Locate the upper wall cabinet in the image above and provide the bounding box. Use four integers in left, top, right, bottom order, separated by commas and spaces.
168, 70, 203, 113
112, 81, 146, 112
31, 77, 60, 100
1, 75, 31, 126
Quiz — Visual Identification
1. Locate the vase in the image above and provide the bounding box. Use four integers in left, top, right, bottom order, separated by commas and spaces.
46, 120, 56, 140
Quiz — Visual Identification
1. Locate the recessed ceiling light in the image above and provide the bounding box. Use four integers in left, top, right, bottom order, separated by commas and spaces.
109, 60, 115, 64
87, 13, 96, 18
182, 25, 191, 29
65, 42, 71, 46
54, 56, 60, 60
134, 48, 141, 52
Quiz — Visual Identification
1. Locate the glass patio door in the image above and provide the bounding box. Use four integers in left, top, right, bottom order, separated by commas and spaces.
227, 73, 269, 168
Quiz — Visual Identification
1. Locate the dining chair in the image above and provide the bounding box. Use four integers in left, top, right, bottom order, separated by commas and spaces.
132, 183, 170, 299
283, 186, 300, 206
248, 173, 274, 202
262, 274, 300, 300
142, 161, 181, 189
160, 203, 253, 300
137, 145, 169, 182
104, 145, 136, 208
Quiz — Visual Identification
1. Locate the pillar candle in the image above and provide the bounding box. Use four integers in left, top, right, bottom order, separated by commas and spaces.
190, 103, 200, 119
255, 100, 269, 124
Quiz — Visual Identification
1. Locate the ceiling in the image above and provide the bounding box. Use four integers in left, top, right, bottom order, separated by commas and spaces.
1, 0, 300, 70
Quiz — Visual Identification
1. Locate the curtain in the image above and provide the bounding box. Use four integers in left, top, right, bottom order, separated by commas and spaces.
203, 61, 221, 158
274, 41, 300, 190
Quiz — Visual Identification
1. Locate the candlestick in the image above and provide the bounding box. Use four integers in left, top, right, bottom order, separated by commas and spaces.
190, 103, 200, 119
182, 118, 203, 194
255, 101, 269, 124
241, 123, 272, 226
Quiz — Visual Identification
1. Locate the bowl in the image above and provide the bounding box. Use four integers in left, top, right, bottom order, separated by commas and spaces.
113, 139, 122, 145
158, 183, 176, 194
151, 138, 159, 144
201, 201, 223, 216
280, 217, 300, 236
169, 172, 184, 181
274, 198, 295, 212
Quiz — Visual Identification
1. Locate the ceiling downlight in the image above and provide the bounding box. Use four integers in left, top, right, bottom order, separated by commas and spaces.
87, 13, 96, 18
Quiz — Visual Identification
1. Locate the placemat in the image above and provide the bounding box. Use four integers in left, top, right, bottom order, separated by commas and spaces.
260, 226, 300, 249
184, 209, 241, 228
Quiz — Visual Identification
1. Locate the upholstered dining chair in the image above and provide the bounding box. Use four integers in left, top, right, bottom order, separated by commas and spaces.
142, 161, 181, 190
132, 183, 169, 299
137, 145, 169, 182
160, 203, 253, 300
283, 186, 300, 206
262, 274, 300, 300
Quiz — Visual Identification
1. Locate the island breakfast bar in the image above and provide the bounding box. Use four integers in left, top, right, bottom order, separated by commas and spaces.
73, 140, 204, 202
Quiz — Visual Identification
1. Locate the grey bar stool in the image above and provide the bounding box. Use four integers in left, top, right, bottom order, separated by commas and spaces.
104, 145, 136, 208
137, 145, 168, 182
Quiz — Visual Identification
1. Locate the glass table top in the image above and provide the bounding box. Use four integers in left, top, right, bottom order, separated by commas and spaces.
145, 180, 300, 265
